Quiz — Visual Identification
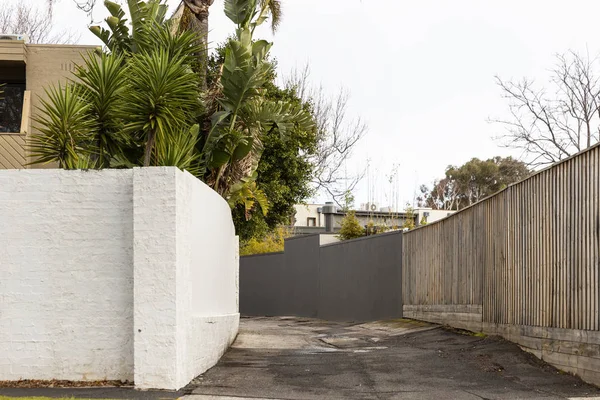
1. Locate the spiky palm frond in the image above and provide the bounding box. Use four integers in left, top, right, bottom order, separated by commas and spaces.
73, 52, 128, 167
64, 154, 99, 170
141, 20, 204, 68
90, 0, 172, 56
155, 124, 202, 176
120, 48, 200, 166
260, 0, 281, 32
29, 84, 94, 168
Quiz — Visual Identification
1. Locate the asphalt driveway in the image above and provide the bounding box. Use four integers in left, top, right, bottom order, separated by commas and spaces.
186, 316, 600, 400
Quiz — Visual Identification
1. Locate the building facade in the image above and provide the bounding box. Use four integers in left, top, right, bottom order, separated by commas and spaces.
292, 203, 455, 234
0, 39, 97, 169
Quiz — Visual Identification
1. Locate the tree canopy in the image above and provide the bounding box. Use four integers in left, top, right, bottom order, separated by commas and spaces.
207, 43, 318, 241
31, 0, 314, 223
418, 156, 530, 211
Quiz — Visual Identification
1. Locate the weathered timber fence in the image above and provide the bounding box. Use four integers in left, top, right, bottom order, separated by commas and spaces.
403, 143, 600, 384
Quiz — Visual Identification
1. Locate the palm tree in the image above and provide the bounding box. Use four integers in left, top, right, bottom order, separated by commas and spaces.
172, 0, 282, 88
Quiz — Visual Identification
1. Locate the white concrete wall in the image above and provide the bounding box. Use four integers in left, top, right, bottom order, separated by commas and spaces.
414, 208, 455, 226
132, 168, 239, 390
176, 169, 239, 388
293, 204, 324, 227
0, 167, 239, 390
319, 234, 340, 246
132, 168, 179, 388
0, 169, 134, 381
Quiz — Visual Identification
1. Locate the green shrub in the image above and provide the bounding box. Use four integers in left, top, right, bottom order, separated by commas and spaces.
403, 205, 416, 230
240, 226, 292, 255
365, 219, 390, 236
338, 211, 364, 240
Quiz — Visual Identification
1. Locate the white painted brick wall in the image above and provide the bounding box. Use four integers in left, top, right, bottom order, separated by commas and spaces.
0, 169, 134, 381
0, 167, 239, 390
133, 168, 240, 390
132, 167, 179, 389
175, 170, 239, 388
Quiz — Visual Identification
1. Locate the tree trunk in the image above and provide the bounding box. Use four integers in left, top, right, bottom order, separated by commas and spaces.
180, 0, 214, 90
144, 130, 156, 167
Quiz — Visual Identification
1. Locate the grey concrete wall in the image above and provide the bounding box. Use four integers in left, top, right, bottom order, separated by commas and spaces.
240, 232, 403, 322
319, 231, 402, 321
239, 252, 284, 316
282, 235, 320, 317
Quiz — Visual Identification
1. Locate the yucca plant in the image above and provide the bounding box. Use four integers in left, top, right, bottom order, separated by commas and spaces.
120, 48, 200, 166
155, 124, 202, 175
90, 0, 164, 55
29, 84, 94, 169
73, 52, 127, 167
32, 0, 203, 171
91, 0, 200, 63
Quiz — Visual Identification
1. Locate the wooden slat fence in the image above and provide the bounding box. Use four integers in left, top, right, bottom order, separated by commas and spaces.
403, 143, 600, 331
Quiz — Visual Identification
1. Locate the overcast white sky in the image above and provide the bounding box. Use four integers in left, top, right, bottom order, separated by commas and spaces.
18, 0, 600, 209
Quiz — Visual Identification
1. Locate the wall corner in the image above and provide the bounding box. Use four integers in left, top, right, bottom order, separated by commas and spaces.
132, 167, 180, 390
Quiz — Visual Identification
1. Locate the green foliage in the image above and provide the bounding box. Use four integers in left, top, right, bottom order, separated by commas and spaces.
418, 156, 530, 210
73, 52, 127, 167
227, 172, 269, 218
120, 48, 199, 166
402, 205, 416, 230
155, 124, 201, 175
419, 215, 428, 226
341, 190, 355, 212
365, 219, 389, 236
338, 211, 364, 241
32, 0, 314, 232
207, 44, 317, 241
89, 0, 172, 56
202, 10, 314, 197
29, 84, 94, 169
239, 225, 290, 256
31, 0, 202, 171
201, 6, 277, 190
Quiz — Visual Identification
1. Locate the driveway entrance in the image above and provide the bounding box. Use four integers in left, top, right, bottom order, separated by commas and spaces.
186, 317, 600, 400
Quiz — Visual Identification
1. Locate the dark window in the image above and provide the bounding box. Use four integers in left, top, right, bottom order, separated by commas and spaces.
0, 61, 26, 134
0, 83, 25, 133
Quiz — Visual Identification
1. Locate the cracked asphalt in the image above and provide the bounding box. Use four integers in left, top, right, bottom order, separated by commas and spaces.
185, 316, 600, 400
3, 317, 599, 399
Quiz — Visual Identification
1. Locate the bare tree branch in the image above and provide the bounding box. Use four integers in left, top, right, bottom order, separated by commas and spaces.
1, 2, 80, 44
492, 51, 600, 168
285, 66, 367, 206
